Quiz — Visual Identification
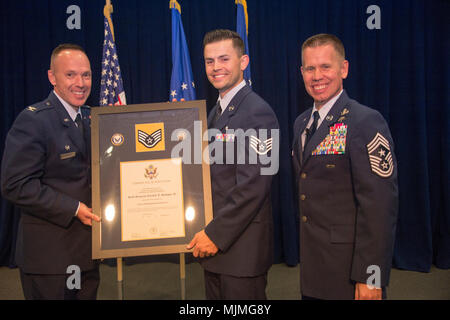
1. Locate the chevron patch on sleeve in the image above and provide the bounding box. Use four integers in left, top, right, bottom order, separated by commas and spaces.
250, 136, 273, 155
367, 132, 394, 178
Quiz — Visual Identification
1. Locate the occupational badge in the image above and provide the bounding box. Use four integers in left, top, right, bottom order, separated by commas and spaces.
367, 132, 394, 178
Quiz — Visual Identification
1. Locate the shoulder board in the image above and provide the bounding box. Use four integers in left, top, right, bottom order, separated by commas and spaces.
26, 100, 53, 113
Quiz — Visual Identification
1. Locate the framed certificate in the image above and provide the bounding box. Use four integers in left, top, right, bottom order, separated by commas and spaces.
90, 100, 213, 259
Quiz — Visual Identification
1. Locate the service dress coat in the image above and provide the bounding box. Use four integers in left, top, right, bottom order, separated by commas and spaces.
292, 90, 398, 299
200, 85, 280, 277
1, 92, 96, 274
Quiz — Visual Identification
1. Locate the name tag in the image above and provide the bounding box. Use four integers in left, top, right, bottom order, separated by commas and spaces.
60, 152, 76, 160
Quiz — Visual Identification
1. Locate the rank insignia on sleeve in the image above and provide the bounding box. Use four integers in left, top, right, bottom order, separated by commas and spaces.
367, 132, 394, 178
250, 136, 273, 155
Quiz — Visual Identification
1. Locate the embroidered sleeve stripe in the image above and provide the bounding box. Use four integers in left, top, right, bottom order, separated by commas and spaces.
250, 136, 261, 144
250, 141, 258, 148
367, 132, 390, 152
370, 163, 394, 177
368, 138, 390, 153
369, 155, 392, 162
368, 156, 394, 176
250, 145, 271, 155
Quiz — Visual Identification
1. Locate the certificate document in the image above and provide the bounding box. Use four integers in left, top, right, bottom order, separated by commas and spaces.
120, 158, 185, 241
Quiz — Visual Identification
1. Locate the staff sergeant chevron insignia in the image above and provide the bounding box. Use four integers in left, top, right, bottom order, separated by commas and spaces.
138, 129, 162, 149
250, 136, 273, 155
367, 132, 394, 178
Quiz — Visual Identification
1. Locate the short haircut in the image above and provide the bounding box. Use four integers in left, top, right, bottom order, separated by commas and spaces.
203, 29, 245, 57
50, 43, 86, 69
301, 33, 346, 62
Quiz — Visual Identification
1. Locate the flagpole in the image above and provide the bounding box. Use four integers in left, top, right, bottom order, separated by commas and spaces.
103, 0, 123, 299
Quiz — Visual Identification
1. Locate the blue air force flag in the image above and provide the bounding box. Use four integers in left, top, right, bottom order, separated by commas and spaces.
236, 0, 252, 86
100, 5, 126, 106
169, 0, 196, 102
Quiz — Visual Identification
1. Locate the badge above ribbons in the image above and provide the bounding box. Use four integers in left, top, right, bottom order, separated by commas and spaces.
367, 132, 394, 178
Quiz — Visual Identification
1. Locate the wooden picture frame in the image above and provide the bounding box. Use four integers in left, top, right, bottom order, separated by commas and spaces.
90, 100, 212, 259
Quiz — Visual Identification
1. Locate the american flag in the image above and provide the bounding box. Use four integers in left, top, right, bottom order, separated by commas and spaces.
100, 8, 126, 106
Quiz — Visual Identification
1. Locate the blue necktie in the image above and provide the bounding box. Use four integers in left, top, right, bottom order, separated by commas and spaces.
75, 113, 84, 136
304, 111, 320, 153
211, 102, 222, 127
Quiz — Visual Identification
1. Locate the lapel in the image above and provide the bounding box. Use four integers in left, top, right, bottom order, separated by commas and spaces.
80, 106, 91, 158
302, 90, 351, 165
293, 111, 311, 166
48, 92, 87, 157
207, 103, 218, 128
210, 85, 252, 130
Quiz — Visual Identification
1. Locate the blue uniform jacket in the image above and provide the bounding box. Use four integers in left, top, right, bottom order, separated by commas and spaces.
200, 85, 279, 277
1, 91, 95, 274
292, 90, 399, 299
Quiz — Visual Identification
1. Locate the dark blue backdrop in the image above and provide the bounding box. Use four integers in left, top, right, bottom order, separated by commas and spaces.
1, 0, 449, 272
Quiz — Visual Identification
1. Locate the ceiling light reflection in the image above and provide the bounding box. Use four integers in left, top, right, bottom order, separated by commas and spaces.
105, 204, 115, 222
185, 206, 195, 221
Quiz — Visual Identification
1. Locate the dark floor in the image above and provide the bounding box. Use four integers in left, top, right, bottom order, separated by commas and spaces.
0, 259, 449, 300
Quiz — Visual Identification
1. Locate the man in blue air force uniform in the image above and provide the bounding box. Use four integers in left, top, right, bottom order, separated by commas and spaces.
1, 44, 101, 299
187, 29, 279, 299
292, 34, 399, 300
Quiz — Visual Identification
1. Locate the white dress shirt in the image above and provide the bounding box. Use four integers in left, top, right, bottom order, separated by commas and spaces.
302, 90, 344, 150
217, 80, 247, 114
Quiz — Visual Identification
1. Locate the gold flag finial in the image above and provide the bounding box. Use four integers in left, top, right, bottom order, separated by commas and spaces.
235, 0, 249, 35
104, 2, 115, 41
170, 0, 181, 14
